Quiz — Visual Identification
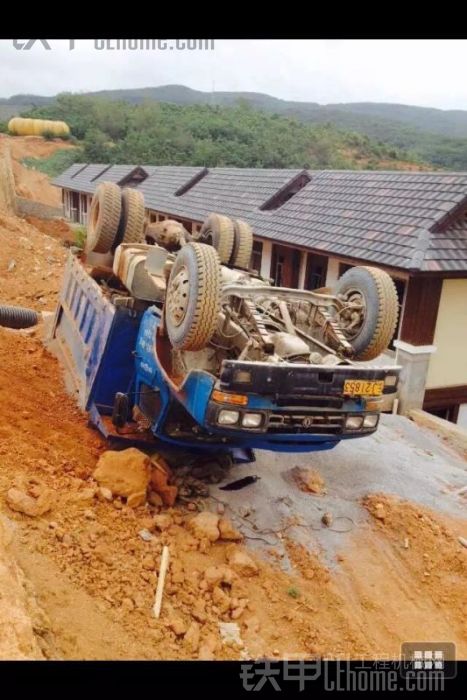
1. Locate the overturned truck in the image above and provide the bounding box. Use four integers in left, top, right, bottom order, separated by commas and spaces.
51, 181, 401, 455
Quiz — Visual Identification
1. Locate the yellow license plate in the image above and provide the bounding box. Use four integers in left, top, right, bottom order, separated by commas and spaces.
343, 379, 384, 397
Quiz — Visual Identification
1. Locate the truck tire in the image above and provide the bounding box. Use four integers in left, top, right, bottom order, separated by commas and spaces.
86, 182, 122, 254
165, 242, 221, 351
112, 392, 129, 428
195, 213, 235, 265
117, 188, 146, 246
231, 219, 253, 269
334, 266, 399, 360
0, 304, 38, 329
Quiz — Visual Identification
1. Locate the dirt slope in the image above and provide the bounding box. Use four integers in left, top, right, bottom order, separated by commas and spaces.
0, 325, 465, 659
0, 134, 75, 207
0, 212, 67, 312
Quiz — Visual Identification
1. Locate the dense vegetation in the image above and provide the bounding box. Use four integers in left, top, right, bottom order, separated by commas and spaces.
7, 84, 467, 169
21, 93, 417, 170
22, 148, 79, 177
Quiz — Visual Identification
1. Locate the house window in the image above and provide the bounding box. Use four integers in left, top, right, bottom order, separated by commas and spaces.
251, 241, 263, 273
339, 262, 353, 277
305, 254, 328, 290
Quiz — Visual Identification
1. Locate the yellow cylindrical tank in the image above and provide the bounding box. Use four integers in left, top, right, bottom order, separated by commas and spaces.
8, 117, 70, 138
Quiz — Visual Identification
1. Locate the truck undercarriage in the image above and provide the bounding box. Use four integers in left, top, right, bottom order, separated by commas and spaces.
50, 182, 401, 454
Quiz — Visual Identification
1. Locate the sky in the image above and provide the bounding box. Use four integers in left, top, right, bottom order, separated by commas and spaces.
2, 39, 467, 110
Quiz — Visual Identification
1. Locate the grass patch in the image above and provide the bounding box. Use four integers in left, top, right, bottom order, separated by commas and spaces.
22, 146, 83, 178
287, 586, 301, 599
74, 226, 87, 249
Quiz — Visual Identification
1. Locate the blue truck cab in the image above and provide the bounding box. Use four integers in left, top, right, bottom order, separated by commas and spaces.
51, 253, 400, 457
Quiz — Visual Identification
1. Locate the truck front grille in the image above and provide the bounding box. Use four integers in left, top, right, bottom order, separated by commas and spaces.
267, 411, 345, 434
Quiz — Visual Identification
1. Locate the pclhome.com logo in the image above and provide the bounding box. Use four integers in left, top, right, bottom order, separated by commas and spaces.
13, 39, 215, 52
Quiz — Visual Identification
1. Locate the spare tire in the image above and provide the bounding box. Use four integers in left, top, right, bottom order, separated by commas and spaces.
165, 242, 221, 351
0, 304, 38, 329
195, 213, 235, 265
117, 188, 146, 246
334, 266, 399, 360
231, 219, 253, 269
86, 182, 122, 254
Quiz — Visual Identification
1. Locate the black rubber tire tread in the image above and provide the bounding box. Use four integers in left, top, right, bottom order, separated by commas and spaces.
118, 188, 146, 246
231, 219, 254, 269
165, 242, 221, 351
335, 266, 399, 360
86, 182, 122, 254
112, 392, 129, 428
0, 304, 38, 329
196, 213, 235, 265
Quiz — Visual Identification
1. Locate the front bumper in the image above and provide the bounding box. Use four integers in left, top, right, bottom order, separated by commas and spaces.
204, 358, 400, 442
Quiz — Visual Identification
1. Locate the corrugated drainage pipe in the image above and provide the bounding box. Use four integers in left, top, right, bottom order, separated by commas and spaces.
0, 305, 39, 329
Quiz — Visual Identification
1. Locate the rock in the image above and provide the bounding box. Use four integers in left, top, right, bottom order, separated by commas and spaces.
458, 536, 467, 549
72, 487, 97, 504
219, 621, 243, 646
142, 555, 156, 571
127, 491, 147, 508
321, 512, 333, 527
294, 467, 325, 494
189, 512, 220, 542
6, 484, 53, 517
226, 549, 258, 577
148, 492, 163, 508
84, 509, 95, 520
184, 621, 200, 653
198, 633, 218, 660
153, 513, 172, 531
212, 586, 231, 614
138, 529, 153, 542
149, 455, 178, 507
167, 615, 187, 637
217, 502, 225, 515
218, 518, 243, 541
203, 565, 236, 590
374, 503, 386, 520
191, 599, 207, 623
97, 486, 113, 502
93, 448, 151, 506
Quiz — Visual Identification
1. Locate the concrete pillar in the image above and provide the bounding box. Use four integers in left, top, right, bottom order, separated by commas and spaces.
260, 240, 273, 280
325, 256, 340, 288
298, 251, 307, 289
394, 340, 437, 414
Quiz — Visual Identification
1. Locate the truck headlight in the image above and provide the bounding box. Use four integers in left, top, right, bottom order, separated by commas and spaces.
242, 412, 263, 428
234, 370, 251, 384
384, 375, 398, 387
363, 414, 379, 428
345, 415, 364, 430
218, 409, 240, 426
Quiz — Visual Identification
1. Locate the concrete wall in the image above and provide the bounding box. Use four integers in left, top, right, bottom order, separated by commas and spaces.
458, 403, 467, 429
426, 279, 467, 389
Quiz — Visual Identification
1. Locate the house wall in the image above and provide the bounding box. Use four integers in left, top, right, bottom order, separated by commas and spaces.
325, 257, 340, 287
458, 404, 467, 429
426, 279, 467, 389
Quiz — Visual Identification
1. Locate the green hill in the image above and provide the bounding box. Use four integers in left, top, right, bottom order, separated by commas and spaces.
17, 93, 426, 171
6, 84, 467, 168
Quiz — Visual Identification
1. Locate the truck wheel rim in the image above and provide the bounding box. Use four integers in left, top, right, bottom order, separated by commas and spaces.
338, 288, 366, 339
167, 265, 190, 326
